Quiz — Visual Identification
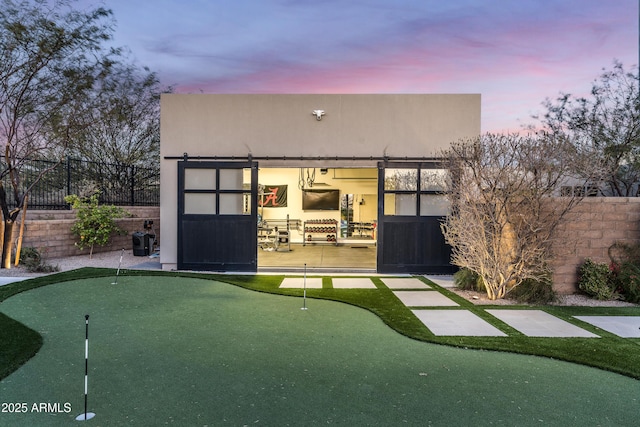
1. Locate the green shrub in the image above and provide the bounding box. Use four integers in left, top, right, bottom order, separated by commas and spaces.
508, 278, 556, 304
614, 263, 640, 304
65, 193, 130, 258
608, 242, 640, 304
577, 259, 616, 300
453, 268, 485, 292
19, 247, 59, 273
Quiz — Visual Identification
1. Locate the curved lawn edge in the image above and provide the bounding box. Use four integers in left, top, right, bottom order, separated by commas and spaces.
1, 268, 639, 381
0, 313, 42, 380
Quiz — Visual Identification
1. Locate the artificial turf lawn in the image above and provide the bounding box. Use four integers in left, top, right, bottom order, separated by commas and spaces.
0, 273, 639, 425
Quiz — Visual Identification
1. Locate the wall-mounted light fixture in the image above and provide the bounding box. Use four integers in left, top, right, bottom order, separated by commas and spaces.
312, 109, 325, 121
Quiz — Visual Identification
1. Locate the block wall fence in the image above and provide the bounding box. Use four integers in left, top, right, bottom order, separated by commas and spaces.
13, 200, 638, 294
17, 207, 160, 260
551, 198, 640, 294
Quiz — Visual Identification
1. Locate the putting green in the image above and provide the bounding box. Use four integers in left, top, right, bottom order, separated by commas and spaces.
0, 276, 638, 425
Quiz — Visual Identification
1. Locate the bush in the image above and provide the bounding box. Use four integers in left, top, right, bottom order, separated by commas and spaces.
19, 247, 59, 273
453, 268, 485, 292
65, 193, 130, 258
608, 242, 640, 304
508, 278, 556, 304
577, 259, 616, 300
614, 263, 640, 304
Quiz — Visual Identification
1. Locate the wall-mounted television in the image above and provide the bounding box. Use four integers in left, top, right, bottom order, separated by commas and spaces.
302, 189, 340, 211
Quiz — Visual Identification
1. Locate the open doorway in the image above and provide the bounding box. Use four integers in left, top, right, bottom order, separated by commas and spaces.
255, 167, 377, 271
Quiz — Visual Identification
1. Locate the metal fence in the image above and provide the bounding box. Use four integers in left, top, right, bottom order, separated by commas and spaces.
0, 156, 159, 209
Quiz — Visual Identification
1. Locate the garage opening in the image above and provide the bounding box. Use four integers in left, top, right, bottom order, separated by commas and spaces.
255, 167, 377, 271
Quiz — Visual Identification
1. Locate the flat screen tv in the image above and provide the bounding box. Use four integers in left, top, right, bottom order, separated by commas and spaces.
302, 189, 340, 210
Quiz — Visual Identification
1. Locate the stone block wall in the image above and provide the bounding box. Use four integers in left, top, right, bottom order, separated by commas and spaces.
551, 198, 640, 294
17, 207, 160, 260
11, 199, 640, 294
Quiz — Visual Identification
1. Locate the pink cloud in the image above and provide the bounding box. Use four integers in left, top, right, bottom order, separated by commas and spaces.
145, 0, 637, 133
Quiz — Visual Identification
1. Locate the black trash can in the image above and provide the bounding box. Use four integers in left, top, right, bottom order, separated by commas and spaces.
132, 232, 155, 256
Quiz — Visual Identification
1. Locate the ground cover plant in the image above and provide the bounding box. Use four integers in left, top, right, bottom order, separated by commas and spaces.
18, 247, 59, 273
0, 269, 639, 425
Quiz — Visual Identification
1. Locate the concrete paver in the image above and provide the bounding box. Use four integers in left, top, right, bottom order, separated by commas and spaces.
393, 290, 459, 307
331, 278, 377, 289
424, 275, 455, 288
280, 277, 323, 289
412, 309, 507, 336
487, 310, 599, 338
574, 316, 640, 338
381, 277, 431, 289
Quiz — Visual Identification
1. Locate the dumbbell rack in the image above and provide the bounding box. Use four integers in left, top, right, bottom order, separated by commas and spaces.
303, 219, 338, 246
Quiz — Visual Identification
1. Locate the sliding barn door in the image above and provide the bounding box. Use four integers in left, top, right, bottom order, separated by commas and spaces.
377, 162, 454, 274
177, 161, 258, 271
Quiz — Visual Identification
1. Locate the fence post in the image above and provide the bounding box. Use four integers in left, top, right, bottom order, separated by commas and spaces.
66, 156, 71, 195
130, 165, 136, 206
66, 156, 72, 209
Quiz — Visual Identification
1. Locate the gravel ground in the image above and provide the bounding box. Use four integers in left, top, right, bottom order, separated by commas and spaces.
0, 248, 161, 278
2, 250, 637, 308
449, 288, 638, 307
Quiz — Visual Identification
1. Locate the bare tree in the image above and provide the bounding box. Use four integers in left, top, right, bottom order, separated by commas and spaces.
0, 0, 115, 267
68, 60, 166, 167
532, 61, 640, 196
62, 60, 168, 203
440, 133, 595, 300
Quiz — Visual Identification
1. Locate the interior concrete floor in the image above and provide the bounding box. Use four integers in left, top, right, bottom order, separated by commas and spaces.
258, 243, 376, 272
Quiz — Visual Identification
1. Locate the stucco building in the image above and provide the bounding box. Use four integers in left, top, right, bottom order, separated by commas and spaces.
160, 94, 480, 273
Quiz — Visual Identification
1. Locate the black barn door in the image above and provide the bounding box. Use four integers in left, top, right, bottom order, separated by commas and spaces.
178, 161, 258, 271
377, 162, 455, 274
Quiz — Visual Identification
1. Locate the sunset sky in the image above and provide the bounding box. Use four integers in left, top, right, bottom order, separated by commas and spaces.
86, 0, 638, 133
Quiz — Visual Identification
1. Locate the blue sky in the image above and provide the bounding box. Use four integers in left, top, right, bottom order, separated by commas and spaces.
85, 0, 637, 132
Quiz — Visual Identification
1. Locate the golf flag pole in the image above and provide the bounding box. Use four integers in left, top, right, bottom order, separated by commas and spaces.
76, 315, 95, 421
112, 248, 125, 285
301, 263, 308, 310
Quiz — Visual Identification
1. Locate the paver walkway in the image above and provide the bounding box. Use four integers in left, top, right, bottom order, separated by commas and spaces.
280, 275, 640, 338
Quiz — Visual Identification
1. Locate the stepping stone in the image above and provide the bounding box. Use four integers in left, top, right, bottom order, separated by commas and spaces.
574, 316, 640, 338
424, 275, 455, 288
412, 310, 507, 336
381, 277, 431, 289
393, 291, 459, 307
332, 278, 377, 289
280, 277, 323, 289
486, 310, 598, 338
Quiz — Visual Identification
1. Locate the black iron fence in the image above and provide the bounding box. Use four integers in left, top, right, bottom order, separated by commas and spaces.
0, 156, 159, 209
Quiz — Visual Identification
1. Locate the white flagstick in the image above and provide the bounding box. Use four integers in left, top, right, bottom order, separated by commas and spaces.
76, 315, 95, 421
111, 248, 125, 285
301, 263, 308, 310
